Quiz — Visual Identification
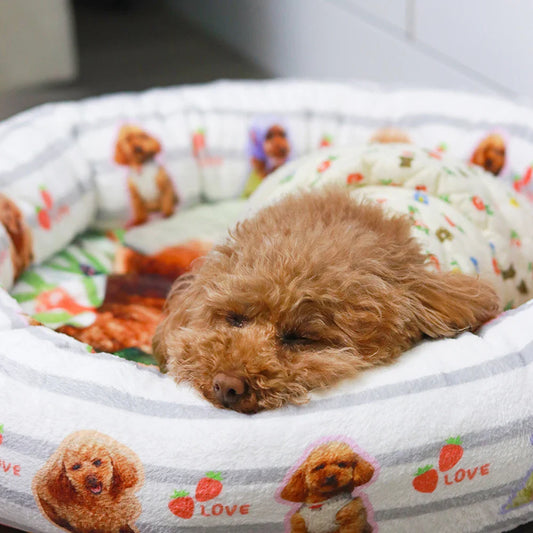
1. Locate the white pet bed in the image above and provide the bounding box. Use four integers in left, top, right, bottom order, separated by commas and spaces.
1, 80, 533, 533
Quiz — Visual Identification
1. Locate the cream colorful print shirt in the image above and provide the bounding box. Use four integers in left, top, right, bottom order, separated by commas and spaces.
247, 143, 533, 311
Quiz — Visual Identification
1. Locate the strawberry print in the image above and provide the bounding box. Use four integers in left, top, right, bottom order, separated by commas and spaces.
39, 186, 53, 210
346, 173, 364, 185
511, 230, 521, 247
168, 490, 195, 519
195, 471, 223, 502
0, 424, 3, 445
412, 465, 438, 493
415, 184, 427, 191
471, 196, 493, 214
319, 134, 332, 148
427, 253, 441, 271
472, 196, 485, 211
427, 150, 442, 160
317, 160, 331, 173
513, 165, 532, 193
443, 214, 455, 227
192, 129, 206, 157
36, 206, 51, 230
438, 436, 464, 472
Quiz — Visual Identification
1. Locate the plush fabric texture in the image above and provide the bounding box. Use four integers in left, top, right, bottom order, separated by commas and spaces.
1, 80, 533, 532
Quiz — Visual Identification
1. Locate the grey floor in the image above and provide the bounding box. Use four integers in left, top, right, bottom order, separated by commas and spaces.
0, 3, 531, 533
0, 0, 267, 121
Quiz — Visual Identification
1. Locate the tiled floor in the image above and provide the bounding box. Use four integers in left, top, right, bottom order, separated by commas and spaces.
0, 0, 267, 121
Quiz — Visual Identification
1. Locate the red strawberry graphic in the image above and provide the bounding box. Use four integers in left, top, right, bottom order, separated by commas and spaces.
319, 135, 332, 148
192, 130, 206, 157
412, 465, 438, 493
347, 173, 364, 185
168, 490, 194, 519
195, 471, 223, 502
438, 436, 463, 472
39, 186, 53, 210
0, 424, 3, 445
492, 257, 501, 275
36, 206, 51, 230
472, 196, 485, 211
514, 165, 532, 192
317, 160, 331, 173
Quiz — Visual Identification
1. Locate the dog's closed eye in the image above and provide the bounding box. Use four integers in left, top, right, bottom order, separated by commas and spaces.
281, 331, 318, 348
72, 463, 81, 471
226, 312, 248, 328
93, 459, 101, 467
338, 462, 347, 468
313, 463, 326, 472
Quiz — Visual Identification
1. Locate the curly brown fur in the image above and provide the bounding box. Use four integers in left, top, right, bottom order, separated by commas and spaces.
471, 133, 506, 175
32, 430, 144, 533
281, 441, 374, 533
153, 187, 500, 413
0, 193, 33, 278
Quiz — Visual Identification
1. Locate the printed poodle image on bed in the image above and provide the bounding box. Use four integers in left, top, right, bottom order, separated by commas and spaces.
32, 430, 144, 533
278, 438, 379, 533
242, 117, 292, 197
114, 124, 178, 226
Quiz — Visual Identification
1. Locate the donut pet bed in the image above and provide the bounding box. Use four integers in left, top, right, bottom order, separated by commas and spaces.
1, 80, 533, 532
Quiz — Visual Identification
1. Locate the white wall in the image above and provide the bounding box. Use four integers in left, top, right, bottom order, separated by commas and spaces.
171, 0, 533, 102
0, 0, 77, 92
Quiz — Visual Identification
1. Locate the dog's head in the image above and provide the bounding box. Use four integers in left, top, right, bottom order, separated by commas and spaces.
42, 431, 141, 504
471, 134, 506, 175
280, 441, 374, 502
263, 124, 290, 167
153, 187, 500, 413
370, 127, 412, 144
114, 125, 162, 167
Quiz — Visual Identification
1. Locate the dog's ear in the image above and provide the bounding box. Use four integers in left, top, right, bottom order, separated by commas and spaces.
110, 452, 139, 497
410, 270, 500, 338
152, 273, 199, 370
352, 456, 375, 487
45, 463, 77, 504
280, 466, 308, 502
114, 137, 133, 165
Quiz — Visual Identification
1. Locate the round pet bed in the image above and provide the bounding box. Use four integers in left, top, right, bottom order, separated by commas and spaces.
1, 80, 533, 533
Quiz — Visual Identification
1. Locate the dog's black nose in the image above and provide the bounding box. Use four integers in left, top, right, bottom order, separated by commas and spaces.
85, 475, 99, 488
324, 475, 338, 486
213, 373, 246, 407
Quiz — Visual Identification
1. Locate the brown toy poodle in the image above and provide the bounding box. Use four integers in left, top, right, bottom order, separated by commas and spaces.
470, 133, 506, 175
32, 430, 144, 533
114, 125, 178, 226
280, 441, 375, 533
153, 187, 500, 413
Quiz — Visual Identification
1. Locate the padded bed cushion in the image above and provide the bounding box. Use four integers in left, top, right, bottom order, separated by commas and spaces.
1, 80, 533, 533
